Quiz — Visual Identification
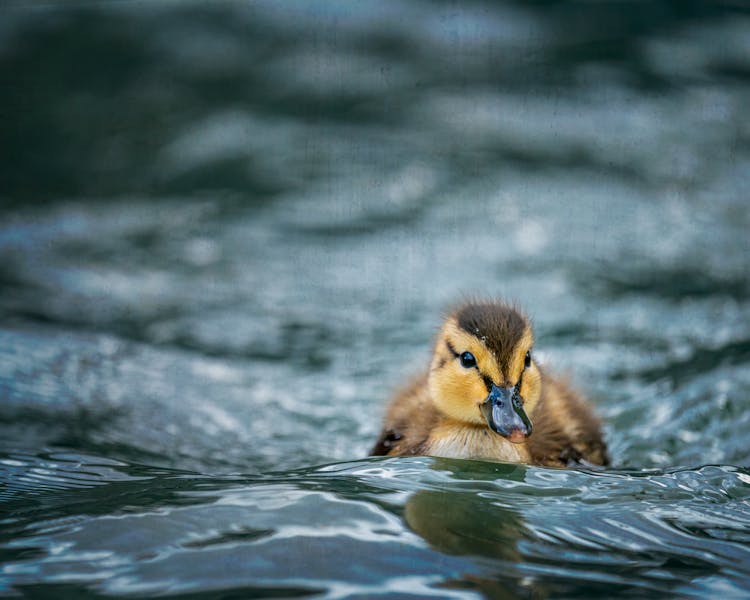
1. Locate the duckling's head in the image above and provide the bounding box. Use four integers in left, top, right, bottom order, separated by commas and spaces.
428, 301, 541, 443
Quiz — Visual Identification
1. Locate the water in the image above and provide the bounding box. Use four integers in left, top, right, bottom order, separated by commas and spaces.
1, 1, 749, 597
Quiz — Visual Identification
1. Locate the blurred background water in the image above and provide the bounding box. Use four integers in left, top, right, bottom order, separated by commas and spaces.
1, 0, 750, 597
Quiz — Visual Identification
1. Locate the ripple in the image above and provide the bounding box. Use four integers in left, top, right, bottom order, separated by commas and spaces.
2, 1, 750, 597
2, 456, 750, 597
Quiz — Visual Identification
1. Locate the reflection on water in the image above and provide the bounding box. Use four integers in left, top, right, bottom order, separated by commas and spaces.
2, 454, 750, 598
404, 461, 527, 561
1, 0, 750, 597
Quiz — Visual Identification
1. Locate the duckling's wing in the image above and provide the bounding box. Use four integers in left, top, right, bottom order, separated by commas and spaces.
370, 428, 403, 456
370, 372, 434, 457
527, 374, 609, 468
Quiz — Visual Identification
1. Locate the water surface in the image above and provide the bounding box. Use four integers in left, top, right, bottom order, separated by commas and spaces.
1, 1, 749, 597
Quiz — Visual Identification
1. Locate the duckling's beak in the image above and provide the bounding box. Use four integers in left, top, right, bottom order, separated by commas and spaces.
480, 384, 532, 443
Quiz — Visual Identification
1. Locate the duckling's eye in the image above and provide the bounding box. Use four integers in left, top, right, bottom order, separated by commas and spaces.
524, 351, 532, 369
459, 352, 476, 368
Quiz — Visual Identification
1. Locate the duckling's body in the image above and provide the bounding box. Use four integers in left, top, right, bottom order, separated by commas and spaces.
371, 301, 608, 468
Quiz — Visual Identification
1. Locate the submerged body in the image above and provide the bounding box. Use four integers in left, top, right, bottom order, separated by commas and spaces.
371, 301, 608, 468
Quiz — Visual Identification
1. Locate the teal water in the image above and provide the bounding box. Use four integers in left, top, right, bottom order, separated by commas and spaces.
1, 1, 750, 597
3, 454, 750, 598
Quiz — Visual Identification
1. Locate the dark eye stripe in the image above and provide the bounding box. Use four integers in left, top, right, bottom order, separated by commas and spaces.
481, 373, 494, 393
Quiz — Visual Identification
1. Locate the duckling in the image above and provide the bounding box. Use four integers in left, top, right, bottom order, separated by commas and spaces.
371, 300, 608, 468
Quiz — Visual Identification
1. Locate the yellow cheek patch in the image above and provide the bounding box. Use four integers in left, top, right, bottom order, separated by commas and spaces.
439, 369, 490, 406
